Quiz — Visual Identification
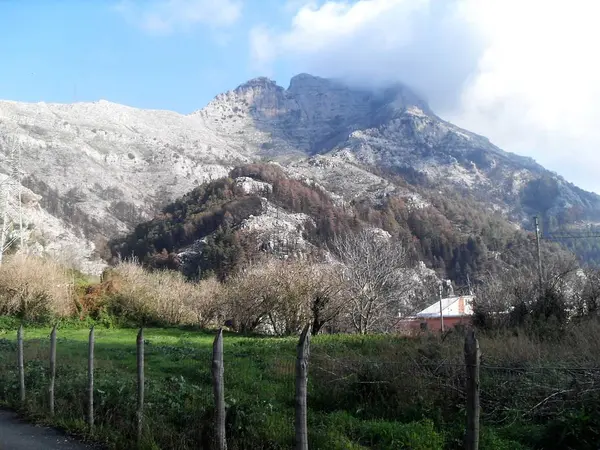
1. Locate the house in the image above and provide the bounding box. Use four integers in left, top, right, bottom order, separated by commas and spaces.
397, 295, 475, 333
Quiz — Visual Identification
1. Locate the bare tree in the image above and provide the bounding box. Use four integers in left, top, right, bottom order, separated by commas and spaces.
222, 258, 346, 336
187, 276, 225, 328
575, 268, 600, 317
473, 255, 582, 329
330, 230, 412, 334
272, 260, 346, 335
307, 263, 345, 334
473, 268, 534, 328
223, 265, 276, 333
267, 261, 312, 335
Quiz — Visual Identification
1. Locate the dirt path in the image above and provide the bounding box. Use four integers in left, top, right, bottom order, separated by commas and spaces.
0, 409, 93, 450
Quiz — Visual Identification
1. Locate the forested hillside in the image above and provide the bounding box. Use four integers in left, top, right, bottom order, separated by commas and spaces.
2, 74, 599, 274
110, 163, 570, 284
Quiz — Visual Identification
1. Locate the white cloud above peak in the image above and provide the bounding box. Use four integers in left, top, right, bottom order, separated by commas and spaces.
250, 0, 483, 108
250, 0, 600, 193
116, 0, 242, 34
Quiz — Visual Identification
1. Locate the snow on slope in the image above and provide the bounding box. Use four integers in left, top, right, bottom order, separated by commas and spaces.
2, 74, 600, 273
0, 100, 245, 273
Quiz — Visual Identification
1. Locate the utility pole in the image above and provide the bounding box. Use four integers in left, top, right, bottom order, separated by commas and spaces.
534, 216, 543, 292
439, 284, 445, 333
466, 273, 474, 296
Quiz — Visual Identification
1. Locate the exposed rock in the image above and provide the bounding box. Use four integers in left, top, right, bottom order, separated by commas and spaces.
0, 73, 598, 272
239, 199, 315, 258
234, 177, 273, 196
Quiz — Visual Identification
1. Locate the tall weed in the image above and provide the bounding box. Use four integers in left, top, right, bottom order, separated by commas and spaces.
0, 255, 74, 320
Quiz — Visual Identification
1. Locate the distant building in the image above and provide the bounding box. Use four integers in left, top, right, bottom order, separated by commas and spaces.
397, 295, 475, 333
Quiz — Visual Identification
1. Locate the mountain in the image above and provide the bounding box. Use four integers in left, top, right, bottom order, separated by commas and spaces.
110, 162, 573, 289
194, 74, 600, 225
0, 73, 597, 274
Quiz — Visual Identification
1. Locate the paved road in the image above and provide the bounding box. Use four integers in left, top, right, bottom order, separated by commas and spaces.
0, 409, 92, 450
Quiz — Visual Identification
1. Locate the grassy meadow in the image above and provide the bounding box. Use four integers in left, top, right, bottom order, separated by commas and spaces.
1, 256, 600, 449
0, 325, 450, 449
2, 321, 597, 449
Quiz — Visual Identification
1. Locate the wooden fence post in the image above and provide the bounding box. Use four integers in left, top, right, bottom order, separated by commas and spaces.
137, 328, 144, 446
212, 328, 227, 450
465, 330, 480, 450
49, 325, 57, 417
88, 326, 95, 433
295, 324, 311, 450
17, 325, 25, 406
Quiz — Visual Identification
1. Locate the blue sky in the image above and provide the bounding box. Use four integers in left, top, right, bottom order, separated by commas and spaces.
0, 0, 294, 113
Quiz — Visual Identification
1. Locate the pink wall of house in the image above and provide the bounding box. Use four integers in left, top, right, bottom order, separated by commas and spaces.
397, 315, 472, 334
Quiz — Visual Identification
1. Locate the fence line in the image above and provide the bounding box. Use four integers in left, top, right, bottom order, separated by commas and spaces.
6, 326, 596, 449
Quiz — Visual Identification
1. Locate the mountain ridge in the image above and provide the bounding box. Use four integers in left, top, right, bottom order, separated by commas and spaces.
0, 73, 598, 274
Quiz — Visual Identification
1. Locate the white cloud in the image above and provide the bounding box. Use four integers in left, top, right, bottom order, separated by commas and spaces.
116, 0, 242, 34
250, 0, 600, 193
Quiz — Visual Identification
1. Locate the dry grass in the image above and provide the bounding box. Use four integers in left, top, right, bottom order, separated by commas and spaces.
0, 254, 74, 319
476, 320, 600, 367
109, 261, 224, 326
187, 275, 224, 327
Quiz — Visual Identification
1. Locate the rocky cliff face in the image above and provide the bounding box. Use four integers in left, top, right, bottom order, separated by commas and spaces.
0, 74, 598, 273
194, 74, 430, 157
197, 74, 600, 223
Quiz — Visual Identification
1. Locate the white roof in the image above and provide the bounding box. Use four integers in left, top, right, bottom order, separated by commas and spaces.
414, 295, 474, 318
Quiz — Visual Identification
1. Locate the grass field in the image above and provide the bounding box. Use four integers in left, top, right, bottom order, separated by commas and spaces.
1, 257, 599, 448
0, 325, 451, 449
0, 322, 598, 449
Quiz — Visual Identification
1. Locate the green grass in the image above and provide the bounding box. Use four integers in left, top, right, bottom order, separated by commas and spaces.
0, 326, 449, 449
2, 324, 594, 449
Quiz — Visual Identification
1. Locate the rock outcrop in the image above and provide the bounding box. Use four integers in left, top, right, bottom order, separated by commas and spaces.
0, 73, 598, 273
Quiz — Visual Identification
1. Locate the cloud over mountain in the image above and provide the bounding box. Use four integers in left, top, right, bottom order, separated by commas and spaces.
250, 0, 600, 193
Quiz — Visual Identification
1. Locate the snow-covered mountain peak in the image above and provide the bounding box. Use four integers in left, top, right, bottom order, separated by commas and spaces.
1, 73, 599, 273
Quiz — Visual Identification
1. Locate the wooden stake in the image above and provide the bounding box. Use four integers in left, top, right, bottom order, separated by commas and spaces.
137, 328, 144, 446
49, 325, 57, 416
295, 324, 311, 450
17, 325, 25, 406
212, 328, 227, 450
88, 326, 95, 433
465, 330, 480, 450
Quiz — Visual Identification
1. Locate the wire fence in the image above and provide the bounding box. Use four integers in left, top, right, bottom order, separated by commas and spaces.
1, 327, 599, 449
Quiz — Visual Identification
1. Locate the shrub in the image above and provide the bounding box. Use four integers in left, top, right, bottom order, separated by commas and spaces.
537, 406, 600, 450
313, 412, 444, 450
104, 261, 225, 327
0, 255, 74, 320
479, 428, 531, 450
222, 258, 344, 335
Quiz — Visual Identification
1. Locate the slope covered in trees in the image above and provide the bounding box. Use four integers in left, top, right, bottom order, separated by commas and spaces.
109, 164, 571, 284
